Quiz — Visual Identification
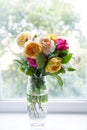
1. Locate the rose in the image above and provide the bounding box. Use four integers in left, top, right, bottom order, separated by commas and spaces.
48, 34, 58, 43
39, 38, 52, 53
39, 38, 52, 54
56, 38, 69, 50
45, 57, 62, 73
27, 57, 37, 68
39, 37, 55, 54
17, 32, 32, 46
24, 41, 42, 59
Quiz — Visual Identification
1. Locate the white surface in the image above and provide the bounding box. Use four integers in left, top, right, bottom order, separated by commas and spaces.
1, 100, 87, 113
0, 113, 87, 130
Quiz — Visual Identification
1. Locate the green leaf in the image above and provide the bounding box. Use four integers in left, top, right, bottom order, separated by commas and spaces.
58, 67, 66, 74
56, 75, 63, 87
40, 94, 48, 102
25, 67, 34, 76
53, 67, 66, 75
33, 88, 40, 94
36, 53, 47, 68
62, 53, 73, 64
58, 50, 69, 57
27, 94, 48, 103
27, 95, 32, 103
20, 58, 28, 66
68, 67, 76, 71
19, 66, 25, 72
41, 85, 46, 90
14, 59, 24, 65
14, 59, 28, 66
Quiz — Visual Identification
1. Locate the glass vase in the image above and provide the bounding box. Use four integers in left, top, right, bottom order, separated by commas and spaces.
27, 75, 48, 128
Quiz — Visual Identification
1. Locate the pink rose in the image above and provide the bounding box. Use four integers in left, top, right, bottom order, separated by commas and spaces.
56, 38, 69, 50
27, 58, 37, 68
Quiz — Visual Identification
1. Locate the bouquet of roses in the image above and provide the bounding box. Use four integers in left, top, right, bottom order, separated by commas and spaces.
15, 31, 75, 87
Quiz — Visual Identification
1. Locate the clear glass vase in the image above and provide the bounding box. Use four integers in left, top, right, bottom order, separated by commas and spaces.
27, 75, 48, 128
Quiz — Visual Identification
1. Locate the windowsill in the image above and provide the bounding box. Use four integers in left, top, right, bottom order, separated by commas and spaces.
0, 113, 87, 130
0, 99, 87, 113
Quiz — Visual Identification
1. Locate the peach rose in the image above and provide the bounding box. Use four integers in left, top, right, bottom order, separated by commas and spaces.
24, 41, 42, 59
17, 32, 32, 46
39, 38, 52, 54
45, 57, 62, 73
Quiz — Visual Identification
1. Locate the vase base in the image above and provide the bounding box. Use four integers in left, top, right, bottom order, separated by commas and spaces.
31, 125, 44, 130
30, 118, 45, 129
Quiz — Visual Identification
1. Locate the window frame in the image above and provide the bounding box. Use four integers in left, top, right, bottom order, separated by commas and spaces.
0, 99, 87, 113
0, 0, 87, 114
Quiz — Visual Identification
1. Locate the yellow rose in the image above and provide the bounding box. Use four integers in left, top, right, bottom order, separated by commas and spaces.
17, 32, 32, 46
48, 34, 58, 43
39, 38, 52, 54
45, 57, 62, 73
24, 41, 42, 59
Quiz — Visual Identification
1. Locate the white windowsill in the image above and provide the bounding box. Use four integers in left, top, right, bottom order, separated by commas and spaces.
0, 99, 87, 113
0, 113, 87, 130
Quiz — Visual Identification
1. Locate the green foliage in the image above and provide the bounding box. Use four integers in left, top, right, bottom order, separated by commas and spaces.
14, 59, 35, 76
62, 53, 73, 64
48, 49, 58, 59
56, 75, 63, 88
30, 75, 46, 90
36, 53, 47, 68
27, 94, 48, 103
57, 67, 66, 74
58, 50, 69, 57
25, 67, 34, 76
0, 0, 81, 38
68, 67, 76, 71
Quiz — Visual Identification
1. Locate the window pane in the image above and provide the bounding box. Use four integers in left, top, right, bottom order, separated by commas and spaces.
0, 0, 87, 99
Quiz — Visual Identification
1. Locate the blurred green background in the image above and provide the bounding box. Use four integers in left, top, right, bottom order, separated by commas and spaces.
0, 0, 87, 99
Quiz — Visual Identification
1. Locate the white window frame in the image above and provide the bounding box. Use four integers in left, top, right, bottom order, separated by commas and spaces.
0, 0, 87, 114
0, 99, 87, 113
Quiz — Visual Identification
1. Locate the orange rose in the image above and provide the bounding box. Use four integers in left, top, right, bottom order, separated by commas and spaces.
45, 57, 62, 73
39, 38, 52, 54
24, 41, 42, 59
17, 32, 32, 46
